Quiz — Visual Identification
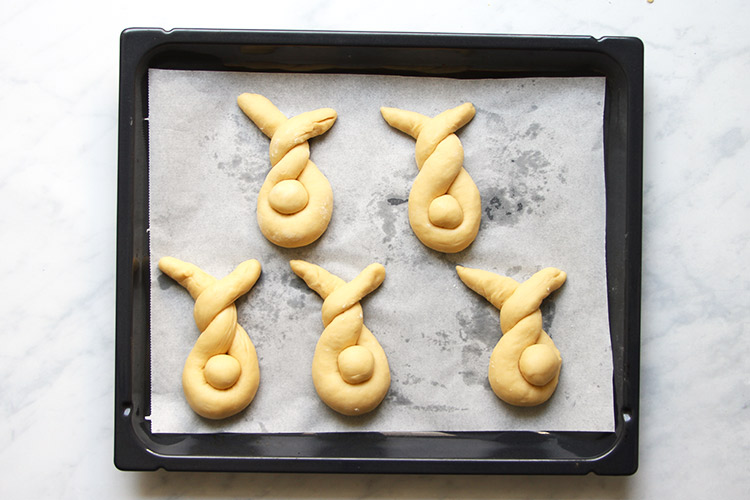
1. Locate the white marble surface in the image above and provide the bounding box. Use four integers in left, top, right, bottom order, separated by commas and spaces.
1, 0, 748, 498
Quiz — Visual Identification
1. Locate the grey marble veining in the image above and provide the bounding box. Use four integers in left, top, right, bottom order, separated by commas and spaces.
0, 0, 748, 498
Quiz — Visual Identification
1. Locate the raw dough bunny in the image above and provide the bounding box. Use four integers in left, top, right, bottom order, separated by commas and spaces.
381, 103, 481, 253
456, 265, 566, 406
158, 257, 261, 419
290, 260, 391, 416
238, 93, 336, 248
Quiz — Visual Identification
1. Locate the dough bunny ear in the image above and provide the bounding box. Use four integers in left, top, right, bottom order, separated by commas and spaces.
456, 265, 517, 311
290, 260, 390, 416
457, 265, 566, 407
238, 94, 336, 248
381, 103, 481, 253
158, 257, 262, 420
380, 107, 427, 139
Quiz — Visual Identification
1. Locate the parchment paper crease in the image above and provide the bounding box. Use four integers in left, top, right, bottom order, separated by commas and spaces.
148, 69, 613, 433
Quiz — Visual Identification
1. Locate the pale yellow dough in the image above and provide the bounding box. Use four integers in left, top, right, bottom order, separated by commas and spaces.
456, 265, 566, 406
381, 103, 481, 253
238, 93, 336, 248
158, 257, 262, 419
290, 260, 391, 416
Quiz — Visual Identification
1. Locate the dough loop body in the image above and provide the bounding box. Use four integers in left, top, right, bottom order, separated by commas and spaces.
456, 265, 566, 406
290, 260, 391, 416
238, 93, 336, 248
381, 103, 481, 253
158, 257, 262, 419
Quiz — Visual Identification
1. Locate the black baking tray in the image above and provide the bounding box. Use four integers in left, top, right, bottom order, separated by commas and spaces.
115, 28, 642, 475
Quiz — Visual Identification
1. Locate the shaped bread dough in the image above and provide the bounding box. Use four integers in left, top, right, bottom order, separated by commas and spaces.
158, 257, 261, 419
381, 103, 481, 253
290, 260, 391, 416
456, 265, 566, 406
238, 93, 336, 248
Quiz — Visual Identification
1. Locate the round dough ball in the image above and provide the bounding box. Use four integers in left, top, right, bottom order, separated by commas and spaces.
337, 345, 375, 384
204, 354, 242, 390
268, 179, 309, 214
518, 344, 561, 387
428, 194, 464, 229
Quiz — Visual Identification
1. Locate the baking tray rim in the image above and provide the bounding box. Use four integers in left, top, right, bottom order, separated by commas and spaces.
115, 28, 643, 475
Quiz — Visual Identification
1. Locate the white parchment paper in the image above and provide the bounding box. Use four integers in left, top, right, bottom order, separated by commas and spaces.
148, 69, 614, 433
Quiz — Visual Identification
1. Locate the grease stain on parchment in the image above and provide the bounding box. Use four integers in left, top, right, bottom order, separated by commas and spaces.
385, 388, 413, 406
481, 148, 561, 227
368, 193, 409, 248
455, 306, 501, 387
216, 150, 267, 204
